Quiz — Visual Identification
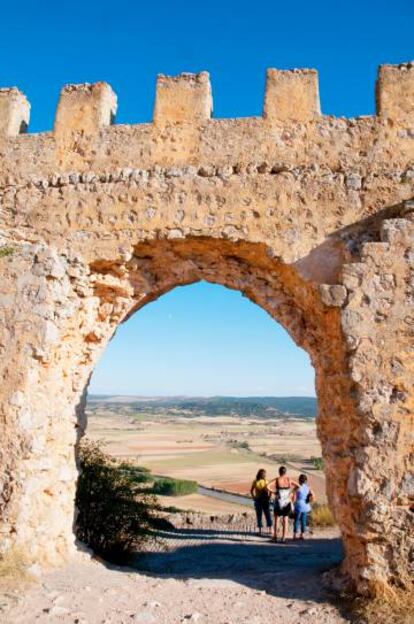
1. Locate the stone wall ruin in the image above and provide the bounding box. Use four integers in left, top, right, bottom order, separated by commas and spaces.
0, 63, 413, 596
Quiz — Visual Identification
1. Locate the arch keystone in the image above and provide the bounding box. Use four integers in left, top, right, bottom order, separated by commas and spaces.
0, 88, 30, 137
54, 82, 117, 136
376, 62, 414, 120
263, 68, 321, 122
153, 72, 212, 125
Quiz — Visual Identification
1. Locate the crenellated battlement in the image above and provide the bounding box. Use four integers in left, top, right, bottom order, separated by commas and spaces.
0, 63, 413, 139
0, 62, 412, 188
0, 61, 413, 261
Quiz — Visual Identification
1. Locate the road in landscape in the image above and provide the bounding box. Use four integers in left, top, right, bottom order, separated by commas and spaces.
198, 485, 252, 507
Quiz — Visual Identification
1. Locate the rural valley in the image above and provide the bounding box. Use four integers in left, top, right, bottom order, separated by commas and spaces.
86, 395, 327, 513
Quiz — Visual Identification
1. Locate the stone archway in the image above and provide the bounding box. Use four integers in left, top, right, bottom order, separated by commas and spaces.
0, 63, 413, 596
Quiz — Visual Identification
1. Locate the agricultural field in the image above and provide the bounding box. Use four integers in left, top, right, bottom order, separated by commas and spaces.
85, 395, 326, 513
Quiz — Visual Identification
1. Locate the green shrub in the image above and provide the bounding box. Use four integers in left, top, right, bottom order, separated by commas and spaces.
75, 440, 159, 563
152, 476, 198, 496
269, 454, 300, 464
310, 456, 324, 470
238, 441, 250, 450
161, 505, 182, 513
117, 462, 153, 484
229, 440, 250, 451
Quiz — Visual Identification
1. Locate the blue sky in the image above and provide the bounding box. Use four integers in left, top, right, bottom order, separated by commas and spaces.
2, 1, 412, 396
90, 283, 315, 396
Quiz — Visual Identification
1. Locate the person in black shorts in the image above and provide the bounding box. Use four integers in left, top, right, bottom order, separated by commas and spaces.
268, 466, 298, 543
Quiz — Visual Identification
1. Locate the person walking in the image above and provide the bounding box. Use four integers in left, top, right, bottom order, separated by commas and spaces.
250, 469, 272, 536
269, 466, 298, 543
293, 474, 314, 540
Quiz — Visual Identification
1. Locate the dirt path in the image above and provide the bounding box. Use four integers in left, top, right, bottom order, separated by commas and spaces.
0, 529, 351, 624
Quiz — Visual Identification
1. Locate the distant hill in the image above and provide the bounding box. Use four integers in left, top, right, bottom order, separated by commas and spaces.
88, 395, 317, 419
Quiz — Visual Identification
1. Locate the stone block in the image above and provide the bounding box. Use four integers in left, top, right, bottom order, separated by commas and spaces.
380, 218, 412, 244
263, 68, 320, 122
153, 72, 212, 125
319, 284, 347, 307
0, 88, 30, 137
345, 173, 362, 190
376, 62, 414, 120
54, 82, 117, 135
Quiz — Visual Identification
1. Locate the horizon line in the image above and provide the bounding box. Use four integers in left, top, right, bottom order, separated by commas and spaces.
87, 393, 317, 398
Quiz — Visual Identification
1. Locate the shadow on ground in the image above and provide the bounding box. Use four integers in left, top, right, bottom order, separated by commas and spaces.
127, 528, 344, 605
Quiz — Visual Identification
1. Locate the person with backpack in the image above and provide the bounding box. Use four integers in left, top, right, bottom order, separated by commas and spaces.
250, 468, 272, 535
293, 473, 315, 540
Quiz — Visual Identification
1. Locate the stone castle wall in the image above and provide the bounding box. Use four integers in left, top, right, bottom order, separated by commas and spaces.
0, 63, 413, 596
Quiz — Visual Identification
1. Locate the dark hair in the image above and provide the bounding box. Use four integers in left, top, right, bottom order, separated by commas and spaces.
256, 469, 266, 480
279, 466, 287, 476
299, 473, 308, 484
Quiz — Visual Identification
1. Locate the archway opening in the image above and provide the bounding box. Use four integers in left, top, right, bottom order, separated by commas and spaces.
81, 279, 341, 579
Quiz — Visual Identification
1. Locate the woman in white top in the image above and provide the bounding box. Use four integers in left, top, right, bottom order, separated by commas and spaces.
268, 466, 298, 543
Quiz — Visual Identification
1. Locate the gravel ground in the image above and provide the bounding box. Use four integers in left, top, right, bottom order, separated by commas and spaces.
0, 528, 351, 624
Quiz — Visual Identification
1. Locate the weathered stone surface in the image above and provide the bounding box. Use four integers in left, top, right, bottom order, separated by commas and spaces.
319, 285, 347, 307
0, 87, 30, 136
154, 72, 212, 125
0, 63, 413, 598
263, 68, 320, 121
376, 62, 414, 120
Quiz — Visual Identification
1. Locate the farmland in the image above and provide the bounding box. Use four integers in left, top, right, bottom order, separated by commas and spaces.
86, 395, 326, 513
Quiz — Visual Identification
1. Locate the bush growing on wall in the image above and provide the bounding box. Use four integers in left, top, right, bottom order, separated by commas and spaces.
75, 440, 159, 563
152, 476, 198, 496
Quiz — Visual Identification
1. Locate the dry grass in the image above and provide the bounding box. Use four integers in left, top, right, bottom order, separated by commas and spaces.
0, 548, 32, 590
0, 246, 14, 259
351, 587, 414, 624
310, 503, 336, 527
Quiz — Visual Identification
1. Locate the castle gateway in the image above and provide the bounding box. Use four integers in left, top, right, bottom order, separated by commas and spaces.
0, 64, 413, 595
